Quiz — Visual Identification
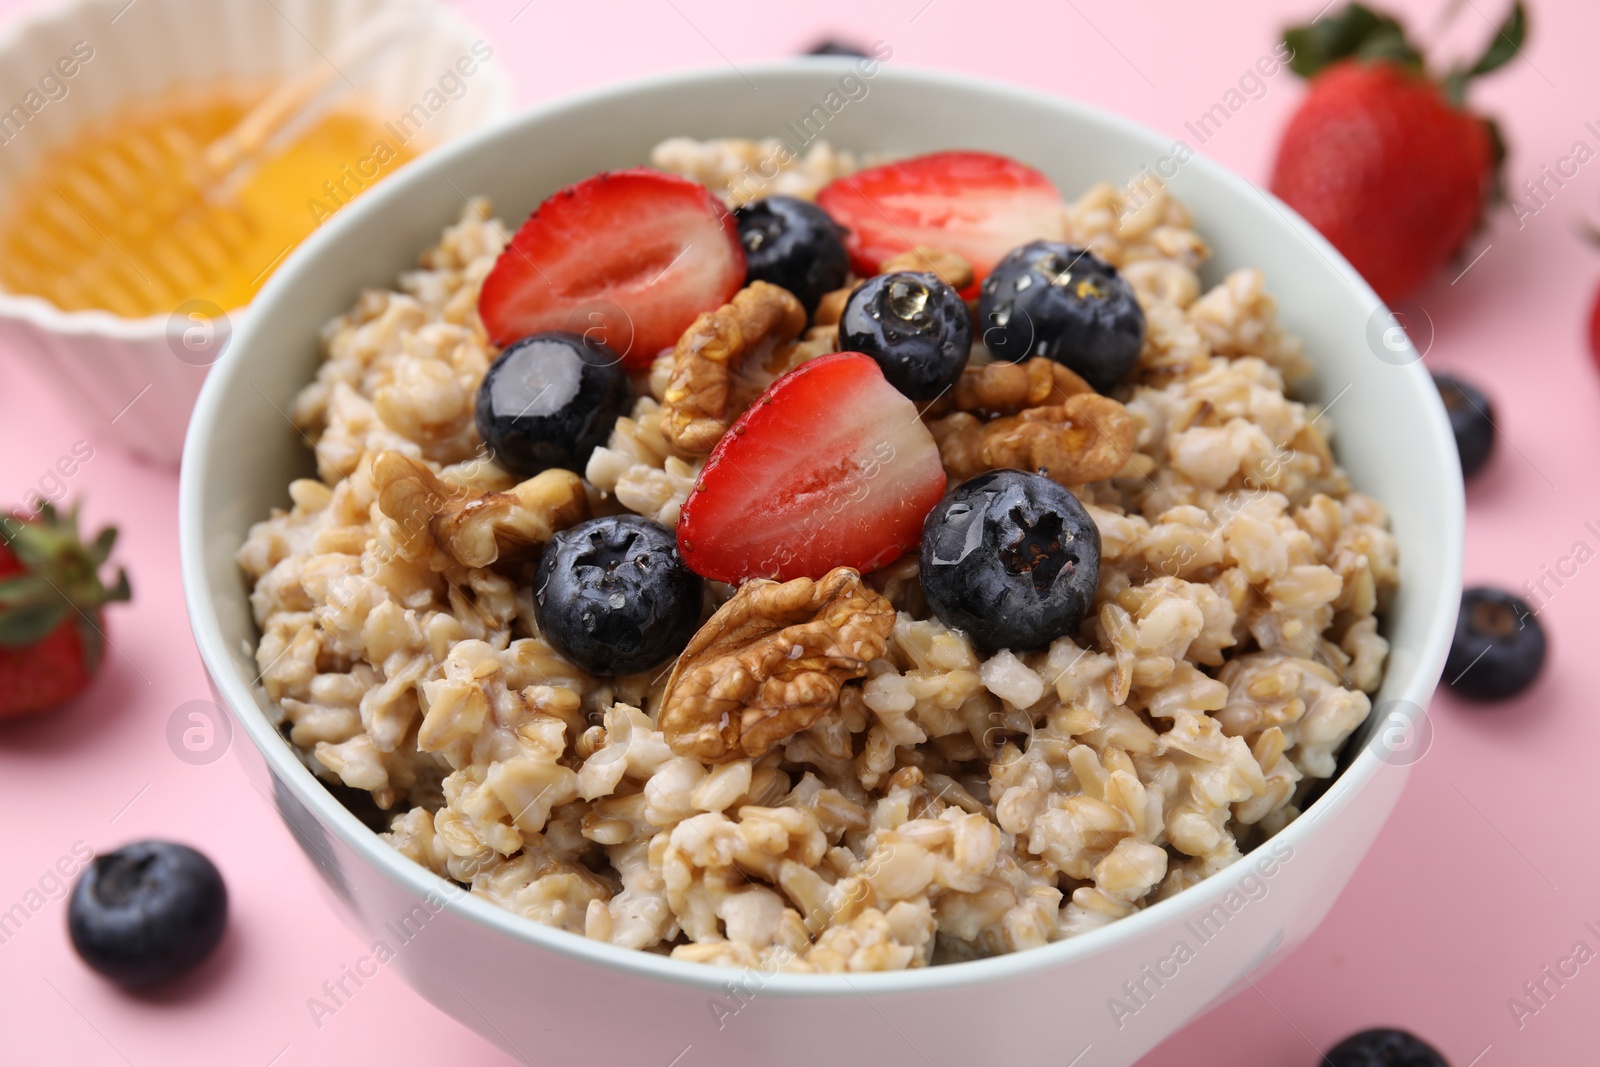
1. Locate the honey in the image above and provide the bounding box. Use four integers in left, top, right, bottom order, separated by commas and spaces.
0, 85, 419, 317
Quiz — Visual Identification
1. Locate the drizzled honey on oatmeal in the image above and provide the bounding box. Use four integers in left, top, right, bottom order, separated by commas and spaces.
0, 85, 419, 318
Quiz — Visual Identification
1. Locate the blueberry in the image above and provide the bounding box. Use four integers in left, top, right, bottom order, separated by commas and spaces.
1321, 1028, 1448, 1067
839, 271, 972, 401
68, 841, 228, 988
733, 196, 849, 314
1432, 372, 1495, 480
920, 470, 1101, 653
979, 241, 1145, 392
476, 331, 631, 478
804, 40, 870, 57
1445, 586, 1546, 702
535, 515, 702, 676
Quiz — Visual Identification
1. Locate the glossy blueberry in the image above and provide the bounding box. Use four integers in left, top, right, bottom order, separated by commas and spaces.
733, 195, 849, 314
476, 331, 631, 478
1445, 586, 1546, 702
919, 469, 1101, 653
979, 241, 1144, 392
839, 271, 972, 401
535, 515, 702, 676
804, 40, 870, 57
1433, 372, 1495, 480
1321, 1028, 1448, 1067
68, 841, 228, 988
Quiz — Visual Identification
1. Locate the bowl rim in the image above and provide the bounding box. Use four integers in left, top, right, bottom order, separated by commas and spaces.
0, 0, 514, 340
180, 59, 1464, 996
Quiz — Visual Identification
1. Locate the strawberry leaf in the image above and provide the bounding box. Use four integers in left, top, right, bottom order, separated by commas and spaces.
1354, 25, 1425, 68
1467, 1, 1526, 77
102, 568, 132, 605
1285, 3, 1422, 79
0, 597, 71, 647
0, 573, 58, 607
5, 524, 60, 572
1482, 117, 1509, 202
90, 525, 117, 565
1442, 2, 1527, 106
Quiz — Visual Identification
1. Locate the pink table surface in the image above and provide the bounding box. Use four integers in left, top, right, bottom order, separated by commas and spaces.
2, 0, 1597, 1063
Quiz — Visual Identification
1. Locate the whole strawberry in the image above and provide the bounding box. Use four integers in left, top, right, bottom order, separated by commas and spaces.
1590, 282, 1600, 373
1270, 2, 1524, 303
0, 503, 130, 718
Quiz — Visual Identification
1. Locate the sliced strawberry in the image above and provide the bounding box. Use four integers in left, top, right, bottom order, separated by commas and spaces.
677, 353, 947, 584
817, 151, 1064, 285
478, 168, 744, 369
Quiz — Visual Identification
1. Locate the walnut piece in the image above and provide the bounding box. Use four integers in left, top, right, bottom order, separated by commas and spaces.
931, 393, 1137, 486
812, 285, 853, 328
659, 567, 895, 763
372, 451, 588, 568
660, 282, 807, 453
878, 246, 974, 292
928, 357, 1096, 418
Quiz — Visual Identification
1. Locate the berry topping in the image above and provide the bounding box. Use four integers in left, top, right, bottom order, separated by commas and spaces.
0, 502, 131, 718
816, 151, 1064, 285
1589, 279, 1600, 376
534, 515, 703, 676
677, 352, 947, 584
919, 470, 1101, 653
68, 841, 228, 988
1445, 586, 1546, 702
979, 241, 1145, 393
475, 331, 632, 478
734, 195, 849, 314
838, 271, 972, 401
1320, 1027, 1448, 1067
1270, 3, 1524, 302
478, 168, 745, 368
804, 40, 871, 57
1432, 372, 1495, 481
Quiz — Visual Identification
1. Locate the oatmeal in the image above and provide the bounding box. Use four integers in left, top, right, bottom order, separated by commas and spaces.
238, 140, 1396, 972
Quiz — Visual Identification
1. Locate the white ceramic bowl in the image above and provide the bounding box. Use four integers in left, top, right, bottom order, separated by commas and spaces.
180, 63, 1463, 1067
0, 0, 510, 466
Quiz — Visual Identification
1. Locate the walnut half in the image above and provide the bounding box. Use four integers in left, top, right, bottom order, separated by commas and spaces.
658, 567, 895, 763
878, 246, 974, 292
659, 281, 807, 454
372, 451, 588, 568
931, 392, 1137, 486
927, 357, 1097, 419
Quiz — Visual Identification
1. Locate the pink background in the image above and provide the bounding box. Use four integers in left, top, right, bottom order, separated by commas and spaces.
2, 0, 1597, 1063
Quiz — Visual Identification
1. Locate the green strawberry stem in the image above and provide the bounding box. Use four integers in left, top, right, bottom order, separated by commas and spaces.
0, 502, 130, 648
1286, 1, 1526, 106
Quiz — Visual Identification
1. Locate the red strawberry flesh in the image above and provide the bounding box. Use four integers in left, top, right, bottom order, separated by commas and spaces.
478, 168, 745, 368
677, 353, 947, 584
817, 151, 1064, 284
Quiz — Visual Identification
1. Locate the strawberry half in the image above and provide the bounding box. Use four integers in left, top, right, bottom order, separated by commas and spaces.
478, 168, 745, 369
677, 353, 947, 584
817, 151, 1064, 285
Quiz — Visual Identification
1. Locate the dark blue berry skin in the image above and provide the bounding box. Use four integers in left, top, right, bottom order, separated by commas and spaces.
535, 515, 702, 676
1321, 1028, 1448, 1067
1445, 587, 1546, 702
68, 841, 228, 988
979, 241, 1145, 393
476, 331, 631, 478
919, 470, 1101, 653
804, 40, 870, 57
734, 196, 850, 315
839, 271, 972, 401
1433, 372, 1495, 480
